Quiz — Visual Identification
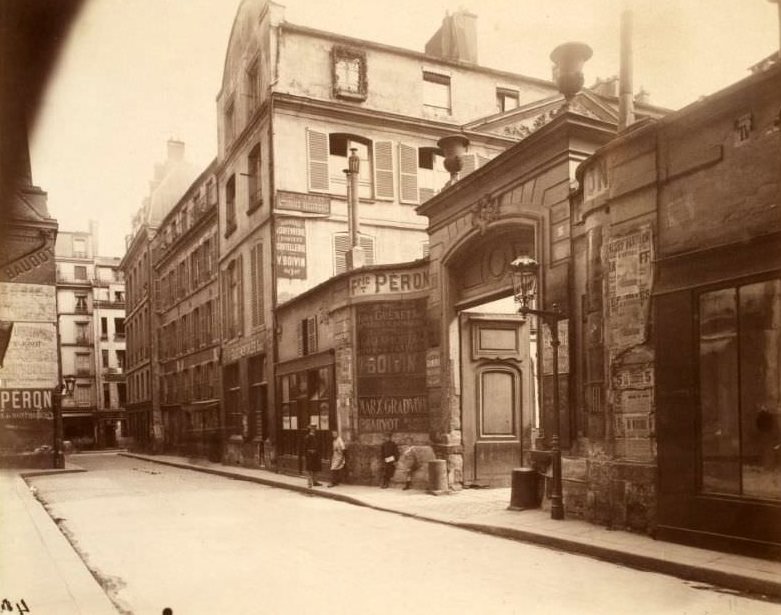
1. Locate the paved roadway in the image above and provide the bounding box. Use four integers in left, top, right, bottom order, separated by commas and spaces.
28, 454, 779, 615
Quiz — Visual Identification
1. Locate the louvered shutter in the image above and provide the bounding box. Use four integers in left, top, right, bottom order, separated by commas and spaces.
222, 272, 229, 338
250, 245, 259, 327
307, 316, 317, 354
461, 153, 476, 176
333, 233, 351, 275
359, 235, 375, 266
307, 129, 330, 192
373, 141, 395, 200
419, 187, 435, 203
297, 320, 305, 356
237, 255, 244, 337
398, 143, 419, 204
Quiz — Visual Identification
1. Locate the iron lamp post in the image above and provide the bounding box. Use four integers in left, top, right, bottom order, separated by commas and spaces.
52, 375, 75, 468
510, 256, 566, 520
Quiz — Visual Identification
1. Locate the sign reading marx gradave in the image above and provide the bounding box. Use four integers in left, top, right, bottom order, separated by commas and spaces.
355, 299, 428, 433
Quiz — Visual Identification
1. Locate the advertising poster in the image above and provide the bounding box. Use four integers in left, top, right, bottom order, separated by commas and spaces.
606, 227, 653, 354
356, 299, 428, 433
275, 217, 307, 279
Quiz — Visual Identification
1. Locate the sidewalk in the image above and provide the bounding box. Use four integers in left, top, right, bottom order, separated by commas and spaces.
122, 452, 781, 602
0, 468, 118, 615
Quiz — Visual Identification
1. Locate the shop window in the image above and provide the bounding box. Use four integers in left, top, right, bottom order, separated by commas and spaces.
698, 277, 781, 501
248, 354, 268, 441
278, 366, 334, 457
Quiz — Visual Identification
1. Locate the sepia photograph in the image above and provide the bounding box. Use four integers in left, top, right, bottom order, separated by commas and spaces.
1, 0, 780, 613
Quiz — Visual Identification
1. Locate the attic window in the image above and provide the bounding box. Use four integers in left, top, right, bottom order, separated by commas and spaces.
496, 88, 519, 113
332, 46, 367, 101
423, 71, 451, 112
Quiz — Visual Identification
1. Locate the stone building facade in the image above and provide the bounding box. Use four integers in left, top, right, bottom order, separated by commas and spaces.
215, 0, 567, 468
571, 61, 781, 556
55, 224, 127, 449
121, 140, 198, 451
151, 161, 222, 460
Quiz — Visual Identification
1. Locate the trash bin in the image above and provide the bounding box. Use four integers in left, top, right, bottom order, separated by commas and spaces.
508, 467, 540, 510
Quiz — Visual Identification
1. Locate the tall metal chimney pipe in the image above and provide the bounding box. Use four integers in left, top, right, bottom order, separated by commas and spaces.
618, 7, 635, 131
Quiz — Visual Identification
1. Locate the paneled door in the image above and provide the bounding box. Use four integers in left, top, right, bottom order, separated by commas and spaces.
461, 313, 530, 486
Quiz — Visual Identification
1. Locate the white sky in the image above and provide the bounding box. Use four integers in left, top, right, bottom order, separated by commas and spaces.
30, 0, 779, 256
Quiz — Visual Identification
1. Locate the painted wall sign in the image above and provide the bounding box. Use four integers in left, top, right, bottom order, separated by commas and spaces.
223, 333, 265, 364
0, 232, 56, 284
349, 266, 429, 298
356, 299, 428, 433
606, 226, 653, 354
0, 283, 56, 322
275, 217, 307, 279
276, 191, 331, 215
0, 322, 58, 388
0, 388, 54, 419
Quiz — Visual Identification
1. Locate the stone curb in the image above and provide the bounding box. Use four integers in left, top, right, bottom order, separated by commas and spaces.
120, 453, 781, 602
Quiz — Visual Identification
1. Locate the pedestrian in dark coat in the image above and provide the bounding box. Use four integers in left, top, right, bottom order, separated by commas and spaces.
304, 424, 322, 488
380, 432, 399, 488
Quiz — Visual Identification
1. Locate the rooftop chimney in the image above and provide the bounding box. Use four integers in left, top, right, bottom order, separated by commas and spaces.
618, 7, 635, 131
590, 76, 619, 98
425, 10, 478, 64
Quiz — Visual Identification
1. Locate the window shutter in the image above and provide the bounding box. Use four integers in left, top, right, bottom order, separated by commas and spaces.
222, 272, 229, 339
297, 320, 305, 356
333, 233, 351, 275
307, 316, 317, 354
419, 187, 435, 203
373, 141, 395, 200
359, 235, 375, 266
250, 245, 258, 327
461, 153, 476, 176
307, 129, 330, 192
237, 255, 244, 337
398, 143, 419, 204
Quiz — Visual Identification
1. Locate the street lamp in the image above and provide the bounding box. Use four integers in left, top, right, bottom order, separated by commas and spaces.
510, 256, 566, 520
52, 375, 76, 468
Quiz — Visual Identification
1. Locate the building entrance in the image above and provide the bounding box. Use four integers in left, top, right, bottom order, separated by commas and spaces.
460, 311, 531, 486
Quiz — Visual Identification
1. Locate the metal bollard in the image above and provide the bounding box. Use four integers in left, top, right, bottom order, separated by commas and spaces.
427, 459, 448, 494
508, 467, 540, 510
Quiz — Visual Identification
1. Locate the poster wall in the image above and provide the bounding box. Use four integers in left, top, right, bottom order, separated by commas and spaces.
356, 299, 428, 433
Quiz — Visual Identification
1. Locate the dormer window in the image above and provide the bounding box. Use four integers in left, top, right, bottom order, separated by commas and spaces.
331, 46, 367, 101
496, 87, 519, 113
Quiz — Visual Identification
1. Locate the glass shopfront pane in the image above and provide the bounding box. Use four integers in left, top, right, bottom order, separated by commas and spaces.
739, 280, 781, 500
699, 288, 740, 495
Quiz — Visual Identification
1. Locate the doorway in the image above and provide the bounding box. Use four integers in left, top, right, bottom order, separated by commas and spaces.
460, 309, 532, 486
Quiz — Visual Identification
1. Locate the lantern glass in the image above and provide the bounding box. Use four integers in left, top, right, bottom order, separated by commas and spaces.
64, 376, 76, 396
348, 148, 360, 173
510, 256, 539, 308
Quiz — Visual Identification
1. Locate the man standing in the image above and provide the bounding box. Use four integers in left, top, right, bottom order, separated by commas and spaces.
380, 432, 399, 488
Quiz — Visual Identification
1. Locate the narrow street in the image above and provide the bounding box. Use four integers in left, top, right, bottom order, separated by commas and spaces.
28, 454, 777, 615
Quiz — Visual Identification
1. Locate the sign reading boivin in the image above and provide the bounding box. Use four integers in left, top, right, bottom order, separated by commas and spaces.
350, 265, 429, 298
